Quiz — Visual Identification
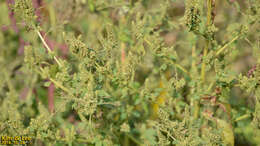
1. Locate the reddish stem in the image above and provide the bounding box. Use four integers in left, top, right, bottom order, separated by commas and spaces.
33, 0, 56, 113
33, 88, 40, 103
18, 37, 30, 55
7, 0, 69, 111
19, 87, 29, 100
32, 0, 69, 56
6, 0, 19, 33
48, 83, 55, 113
32, 0, 43, 22
32, 0, 69, 113
6, 0, 29, 54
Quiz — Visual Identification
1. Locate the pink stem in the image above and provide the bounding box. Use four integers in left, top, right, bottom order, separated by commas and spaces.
32, 0, 68, 113
6, 0, 29, 54
19, 87, 29, 100
18, 37, 30, 55
6, 0, 19, 33
32, 0, 69, 56
32, 0, 43, 22
33, 0, 55, 113
33, 88, 40, 104
7, 0, 68, 109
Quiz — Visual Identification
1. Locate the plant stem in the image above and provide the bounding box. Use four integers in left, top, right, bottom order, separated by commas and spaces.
144, 38, 190, 77
191, 46, 196, 70
206, 0, 213, 25
191, 45, 200, 119
215, 35, 239, 56
125, 133, 142, 145
234, 114, 251, 122
201, 0, 214, 83
48, 83, 55, 113
3, 70, 14, 92
124, 133, 129, 146
201, 41, 209, 83
173, 63, 190, 77
193, 100, 200, 119
207, 82, 215, 92
49, 78, 70, 93
36, 30, 62, 67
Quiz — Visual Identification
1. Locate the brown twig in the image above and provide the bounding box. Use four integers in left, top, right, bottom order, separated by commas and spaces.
48, 83, 55, 113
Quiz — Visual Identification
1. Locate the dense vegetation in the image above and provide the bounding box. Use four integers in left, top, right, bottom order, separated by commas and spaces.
1, 0, 260, 145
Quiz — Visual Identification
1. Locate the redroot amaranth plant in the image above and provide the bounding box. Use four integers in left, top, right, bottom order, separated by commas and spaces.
1, 0, 260, 145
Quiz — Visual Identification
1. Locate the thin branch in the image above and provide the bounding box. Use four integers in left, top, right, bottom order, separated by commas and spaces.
125, 133, 143, 145
36, 30, 62, 67
215, 35, 239, 56
173, 63, 190, 77
201, 41, 209, 82
201, 0, 215, 83
144, 38, 190, 77
49, 78, 70, 93
234, 114, 251, 122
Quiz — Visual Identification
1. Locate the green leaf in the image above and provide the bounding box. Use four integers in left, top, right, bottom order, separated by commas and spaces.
160, 64, 167, 71
44, 81, 51, 87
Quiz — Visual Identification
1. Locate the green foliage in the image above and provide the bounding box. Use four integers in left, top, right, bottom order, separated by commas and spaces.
13, 0, 37, 28
1, 0, 260, 145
